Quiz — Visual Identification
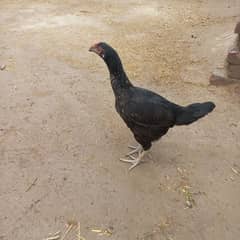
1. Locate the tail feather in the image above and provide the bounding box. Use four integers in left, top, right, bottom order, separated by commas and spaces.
175, 101, 215, 126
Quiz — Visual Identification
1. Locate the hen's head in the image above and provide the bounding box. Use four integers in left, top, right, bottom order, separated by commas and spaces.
89, 42, 124, 76
89, 42, 116, 61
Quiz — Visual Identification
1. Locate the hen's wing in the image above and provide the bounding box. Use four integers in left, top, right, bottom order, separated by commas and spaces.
121, 87, 179, 128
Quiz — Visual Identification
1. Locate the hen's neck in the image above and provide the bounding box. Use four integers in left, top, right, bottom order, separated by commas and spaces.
105, 56, 132, 96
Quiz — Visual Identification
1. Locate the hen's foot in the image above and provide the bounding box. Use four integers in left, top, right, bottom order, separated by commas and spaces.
120, 151, 146, 171
126, 145, 142, 157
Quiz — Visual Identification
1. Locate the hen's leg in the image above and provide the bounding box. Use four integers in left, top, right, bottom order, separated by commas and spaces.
126, 145, 142, 157
120, 150, 146, 170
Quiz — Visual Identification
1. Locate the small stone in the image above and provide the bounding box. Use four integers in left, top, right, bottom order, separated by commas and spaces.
227, 64, 240, 79
234, 22, 240, 34
227, 48, 240, 65
185, 200, 193, 208
0, 64, 6, 70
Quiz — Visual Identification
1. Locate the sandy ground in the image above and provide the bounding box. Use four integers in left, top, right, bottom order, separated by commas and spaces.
0, 0, 240, 239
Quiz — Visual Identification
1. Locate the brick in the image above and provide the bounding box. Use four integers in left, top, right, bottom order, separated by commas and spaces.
227, 64, 240, 79
227, 48, 240, 65
234, 22, 240, 34
209, 68, 237, 85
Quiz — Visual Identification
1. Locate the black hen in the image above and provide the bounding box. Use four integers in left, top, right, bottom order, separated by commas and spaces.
89, 42, 215, 170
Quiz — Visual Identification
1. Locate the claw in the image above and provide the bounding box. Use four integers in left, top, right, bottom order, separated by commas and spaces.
120, 151, 146, 171
120, 157, 136, 163
128, 145, 137, 149
126, 145, 142, 157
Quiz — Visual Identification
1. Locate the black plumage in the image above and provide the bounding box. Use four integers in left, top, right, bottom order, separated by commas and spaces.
89, 42, 215, 170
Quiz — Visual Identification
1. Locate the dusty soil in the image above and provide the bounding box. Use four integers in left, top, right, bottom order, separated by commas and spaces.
0, 0, 240, 239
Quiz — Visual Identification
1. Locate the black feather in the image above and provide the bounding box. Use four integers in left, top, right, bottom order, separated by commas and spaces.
175, 102, 216, 125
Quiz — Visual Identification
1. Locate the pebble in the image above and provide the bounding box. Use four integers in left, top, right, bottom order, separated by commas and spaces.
0, 64, 6, 70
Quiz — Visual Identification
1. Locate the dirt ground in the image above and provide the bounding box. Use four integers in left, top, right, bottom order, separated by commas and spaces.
0, 0, 240, 239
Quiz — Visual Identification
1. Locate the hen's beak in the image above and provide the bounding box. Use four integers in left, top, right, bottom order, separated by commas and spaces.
89, 44, 104, 57
89, 44, 99, 54
89, 45, 96, 52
